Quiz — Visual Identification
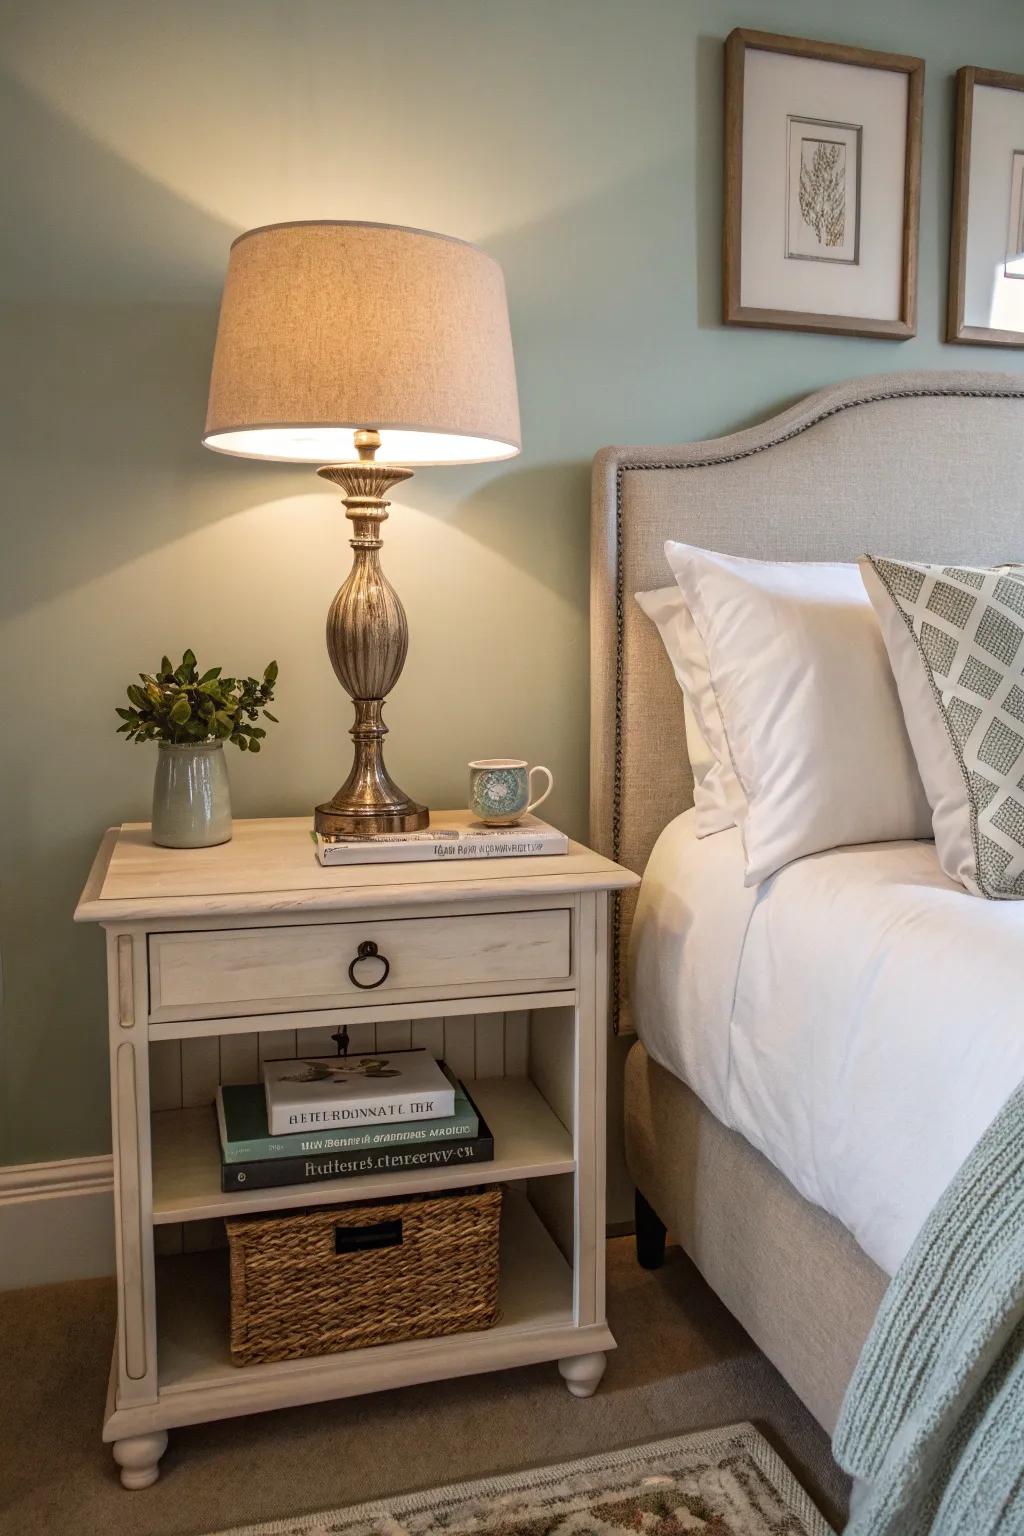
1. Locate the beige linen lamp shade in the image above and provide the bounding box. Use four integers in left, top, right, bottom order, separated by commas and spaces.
203, 220, 521, 465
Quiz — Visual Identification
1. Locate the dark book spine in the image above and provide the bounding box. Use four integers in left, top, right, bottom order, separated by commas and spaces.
220, 1134, 494, 1192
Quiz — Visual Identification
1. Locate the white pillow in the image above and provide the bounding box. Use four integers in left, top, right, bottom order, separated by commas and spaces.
862, 556, 1024, 899
635, 585, 745, 835
664, 542, 933, 885
682, 696, 714, 784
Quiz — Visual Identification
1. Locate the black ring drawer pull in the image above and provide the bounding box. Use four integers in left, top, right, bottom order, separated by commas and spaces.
348, 939, 390, 989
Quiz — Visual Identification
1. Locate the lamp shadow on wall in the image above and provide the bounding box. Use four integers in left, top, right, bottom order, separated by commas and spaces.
413, 146, 698, 607
1, 68, 310, 621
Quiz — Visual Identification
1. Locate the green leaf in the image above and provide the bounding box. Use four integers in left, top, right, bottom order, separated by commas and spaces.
174, 650, 197, 685
118, 650, 280, 745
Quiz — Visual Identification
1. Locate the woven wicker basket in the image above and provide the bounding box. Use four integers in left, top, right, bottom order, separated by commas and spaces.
225, 1185, 502, 1366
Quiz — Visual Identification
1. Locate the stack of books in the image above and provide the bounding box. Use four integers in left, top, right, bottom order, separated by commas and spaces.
216, 1048, 493, 1192
315, 811, 568, 867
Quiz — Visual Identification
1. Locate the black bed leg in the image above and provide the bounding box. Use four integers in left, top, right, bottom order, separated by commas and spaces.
635, 1189, 667, 1270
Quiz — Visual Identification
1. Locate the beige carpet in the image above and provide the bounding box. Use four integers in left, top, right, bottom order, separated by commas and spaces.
0, 1239, 849, 1536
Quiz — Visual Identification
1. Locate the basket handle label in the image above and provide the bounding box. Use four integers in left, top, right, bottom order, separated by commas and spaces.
334, 1218, 403, 1255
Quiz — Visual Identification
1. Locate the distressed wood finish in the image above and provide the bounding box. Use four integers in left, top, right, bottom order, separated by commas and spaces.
948, 66, 1024, 347
723, 28, 924, 339
148, 992, 572, 1043
104, 928, 159, 1436
147, 907, 572, 1022
151, 1077, 574, 1222
75, 813, 633, 923
79, 817, 639, 1485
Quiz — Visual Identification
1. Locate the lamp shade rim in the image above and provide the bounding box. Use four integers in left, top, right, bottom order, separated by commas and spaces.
202, 421, 521, 467
228, 218, 493, 259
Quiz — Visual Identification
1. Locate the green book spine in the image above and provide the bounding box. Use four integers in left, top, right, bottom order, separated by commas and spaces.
217, 1080, 479, 1164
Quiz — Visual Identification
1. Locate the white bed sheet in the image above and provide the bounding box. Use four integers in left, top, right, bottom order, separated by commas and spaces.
630, 809, 1024, 1275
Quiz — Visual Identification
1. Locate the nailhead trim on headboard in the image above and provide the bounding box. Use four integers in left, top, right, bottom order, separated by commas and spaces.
606, 380, 1024, 1031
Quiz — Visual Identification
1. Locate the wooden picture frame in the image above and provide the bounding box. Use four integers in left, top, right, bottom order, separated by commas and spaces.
948, 66, 1024, 347
723, 29, 924, 340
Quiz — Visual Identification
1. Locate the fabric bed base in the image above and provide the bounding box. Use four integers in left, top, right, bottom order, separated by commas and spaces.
624, 1041, 888, 1433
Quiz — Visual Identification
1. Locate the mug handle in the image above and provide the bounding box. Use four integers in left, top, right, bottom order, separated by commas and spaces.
526, 765, 553, 814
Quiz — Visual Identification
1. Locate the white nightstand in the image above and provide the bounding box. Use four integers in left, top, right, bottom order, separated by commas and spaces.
76, 816, 639, 1487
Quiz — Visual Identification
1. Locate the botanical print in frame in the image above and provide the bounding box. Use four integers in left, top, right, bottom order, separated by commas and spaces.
724, 29, 923, 339
786, 116, 862, 264
949, 67, 1024, 346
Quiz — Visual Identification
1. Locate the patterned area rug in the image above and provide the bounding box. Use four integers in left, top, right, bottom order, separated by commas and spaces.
203, 1424, 833, 1536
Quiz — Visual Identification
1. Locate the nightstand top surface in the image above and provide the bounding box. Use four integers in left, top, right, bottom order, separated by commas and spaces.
76, 813, 639, 923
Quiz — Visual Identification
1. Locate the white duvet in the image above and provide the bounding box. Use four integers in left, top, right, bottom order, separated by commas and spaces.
630, 810, 1024, 1275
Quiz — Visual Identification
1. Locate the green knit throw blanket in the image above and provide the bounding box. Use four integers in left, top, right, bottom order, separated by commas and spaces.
833, 1080, 1024, 1535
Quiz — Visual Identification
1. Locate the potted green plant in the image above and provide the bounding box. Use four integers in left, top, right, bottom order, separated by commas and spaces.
116, 651, 279, 848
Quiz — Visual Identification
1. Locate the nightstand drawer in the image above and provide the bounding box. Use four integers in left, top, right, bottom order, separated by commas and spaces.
148, 907, 572, 1021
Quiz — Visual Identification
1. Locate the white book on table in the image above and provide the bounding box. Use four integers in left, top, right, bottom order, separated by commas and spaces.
263, 1048, 456, 1136
315, 811, 568, 866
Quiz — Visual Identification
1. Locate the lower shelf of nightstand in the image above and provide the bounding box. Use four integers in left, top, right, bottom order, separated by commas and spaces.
104, 1190, 613, 1439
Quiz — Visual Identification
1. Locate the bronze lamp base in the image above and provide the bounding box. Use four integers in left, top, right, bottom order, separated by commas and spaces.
314, 431, 429, 839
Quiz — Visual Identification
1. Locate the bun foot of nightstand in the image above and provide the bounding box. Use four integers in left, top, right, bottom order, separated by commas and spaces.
559, 1351, 607, 1398
113, 1431, 168, 1489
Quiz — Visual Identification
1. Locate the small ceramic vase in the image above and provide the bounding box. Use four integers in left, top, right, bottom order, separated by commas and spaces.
152, 740, 232, 848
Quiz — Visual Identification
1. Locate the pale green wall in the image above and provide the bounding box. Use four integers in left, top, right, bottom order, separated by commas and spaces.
2, 0, 1023, 1164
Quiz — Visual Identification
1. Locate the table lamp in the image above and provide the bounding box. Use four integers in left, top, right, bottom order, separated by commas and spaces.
203, 220, 521, 837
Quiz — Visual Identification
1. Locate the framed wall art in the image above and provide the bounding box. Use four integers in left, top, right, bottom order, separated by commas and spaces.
948, 67, 1024, 347
723, 30, 924, 339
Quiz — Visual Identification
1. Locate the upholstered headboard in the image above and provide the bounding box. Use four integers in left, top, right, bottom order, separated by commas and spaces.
590, 369, 1024, 1030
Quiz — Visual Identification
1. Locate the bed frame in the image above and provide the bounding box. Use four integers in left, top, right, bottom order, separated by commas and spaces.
590, 369, 1024, 1432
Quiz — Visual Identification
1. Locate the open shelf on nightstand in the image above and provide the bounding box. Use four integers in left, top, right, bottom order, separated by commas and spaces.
147, 1189, 583, 1429
151, 1076, 574, 1223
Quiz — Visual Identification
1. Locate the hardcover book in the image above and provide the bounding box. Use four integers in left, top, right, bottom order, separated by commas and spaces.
315, 812, 568, 866
219, 1111, 494, 1192
216, 1080, 479, 1163
262, 1047, 456, 1136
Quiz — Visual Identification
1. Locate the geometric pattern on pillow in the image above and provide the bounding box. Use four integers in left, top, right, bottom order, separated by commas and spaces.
870, 558, 1024, 897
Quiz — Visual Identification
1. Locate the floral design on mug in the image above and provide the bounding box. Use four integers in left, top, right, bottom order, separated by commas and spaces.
477, 768, 527, 814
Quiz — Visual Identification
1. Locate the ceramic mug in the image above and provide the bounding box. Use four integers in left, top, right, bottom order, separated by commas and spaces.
469, 759, 554, 826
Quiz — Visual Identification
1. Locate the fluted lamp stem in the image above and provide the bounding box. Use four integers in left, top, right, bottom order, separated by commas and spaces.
314, 430, 428, 838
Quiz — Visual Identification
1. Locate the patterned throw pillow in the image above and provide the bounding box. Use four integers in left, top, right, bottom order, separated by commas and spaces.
861, 556, 1024, 899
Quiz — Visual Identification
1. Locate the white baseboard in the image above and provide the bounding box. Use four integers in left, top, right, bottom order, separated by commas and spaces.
0, 1155, 115, 1290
